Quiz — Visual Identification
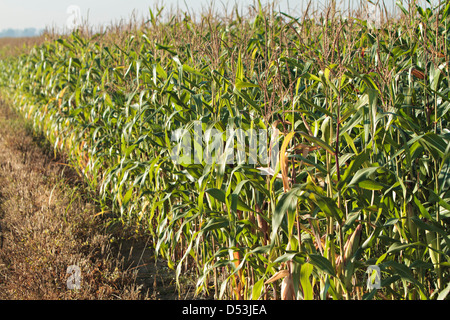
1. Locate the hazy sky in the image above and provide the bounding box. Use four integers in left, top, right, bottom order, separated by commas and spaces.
0, 0, 300, 31
0, 0, 417, 32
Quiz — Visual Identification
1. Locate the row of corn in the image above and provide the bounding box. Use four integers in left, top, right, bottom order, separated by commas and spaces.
1, 1, 450, 299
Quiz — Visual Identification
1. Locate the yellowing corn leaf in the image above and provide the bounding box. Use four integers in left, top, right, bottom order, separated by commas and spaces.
264, 269, 290, 285
281, 273, 296, 300
343, 224, 362, 265
280, 131, 295, 192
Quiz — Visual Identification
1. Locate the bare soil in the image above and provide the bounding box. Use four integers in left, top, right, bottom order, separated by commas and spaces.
0, 99, 191, 300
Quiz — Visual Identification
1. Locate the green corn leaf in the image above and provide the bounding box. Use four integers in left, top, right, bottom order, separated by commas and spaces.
298, 131, 335, 155
358, 180, 384, 190
386, 241, 423, 255
300, 263, 314, 300
235, 79, 260, 90
438, 281, 450, 300
413, 195, 433, 220
183, 64, 207, 78
270, 187, 303, 245
206, 188, 226, 203
308, 254, 336, 277
252, 278, 265, 300
202, 217, 230, 232
347, 166, 381, 189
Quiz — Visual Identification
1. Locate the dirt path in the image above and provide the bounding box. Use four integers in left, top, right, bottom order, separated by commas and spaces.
0, 99, 185, 299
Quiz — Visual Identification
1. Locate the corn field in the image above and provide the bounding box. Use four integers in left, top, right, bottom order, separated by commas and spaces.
1, 0, 450, 300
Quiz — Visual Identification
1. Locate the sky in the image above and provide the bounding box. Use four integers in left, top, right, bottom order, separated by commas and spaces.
0, 0, 297, 32
0, 0, 424, 33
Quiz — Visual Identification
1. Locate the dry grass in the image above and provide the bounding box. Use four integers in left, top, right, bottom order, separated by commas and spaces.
0, 36, 48, 60
0, 99, 145, 299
